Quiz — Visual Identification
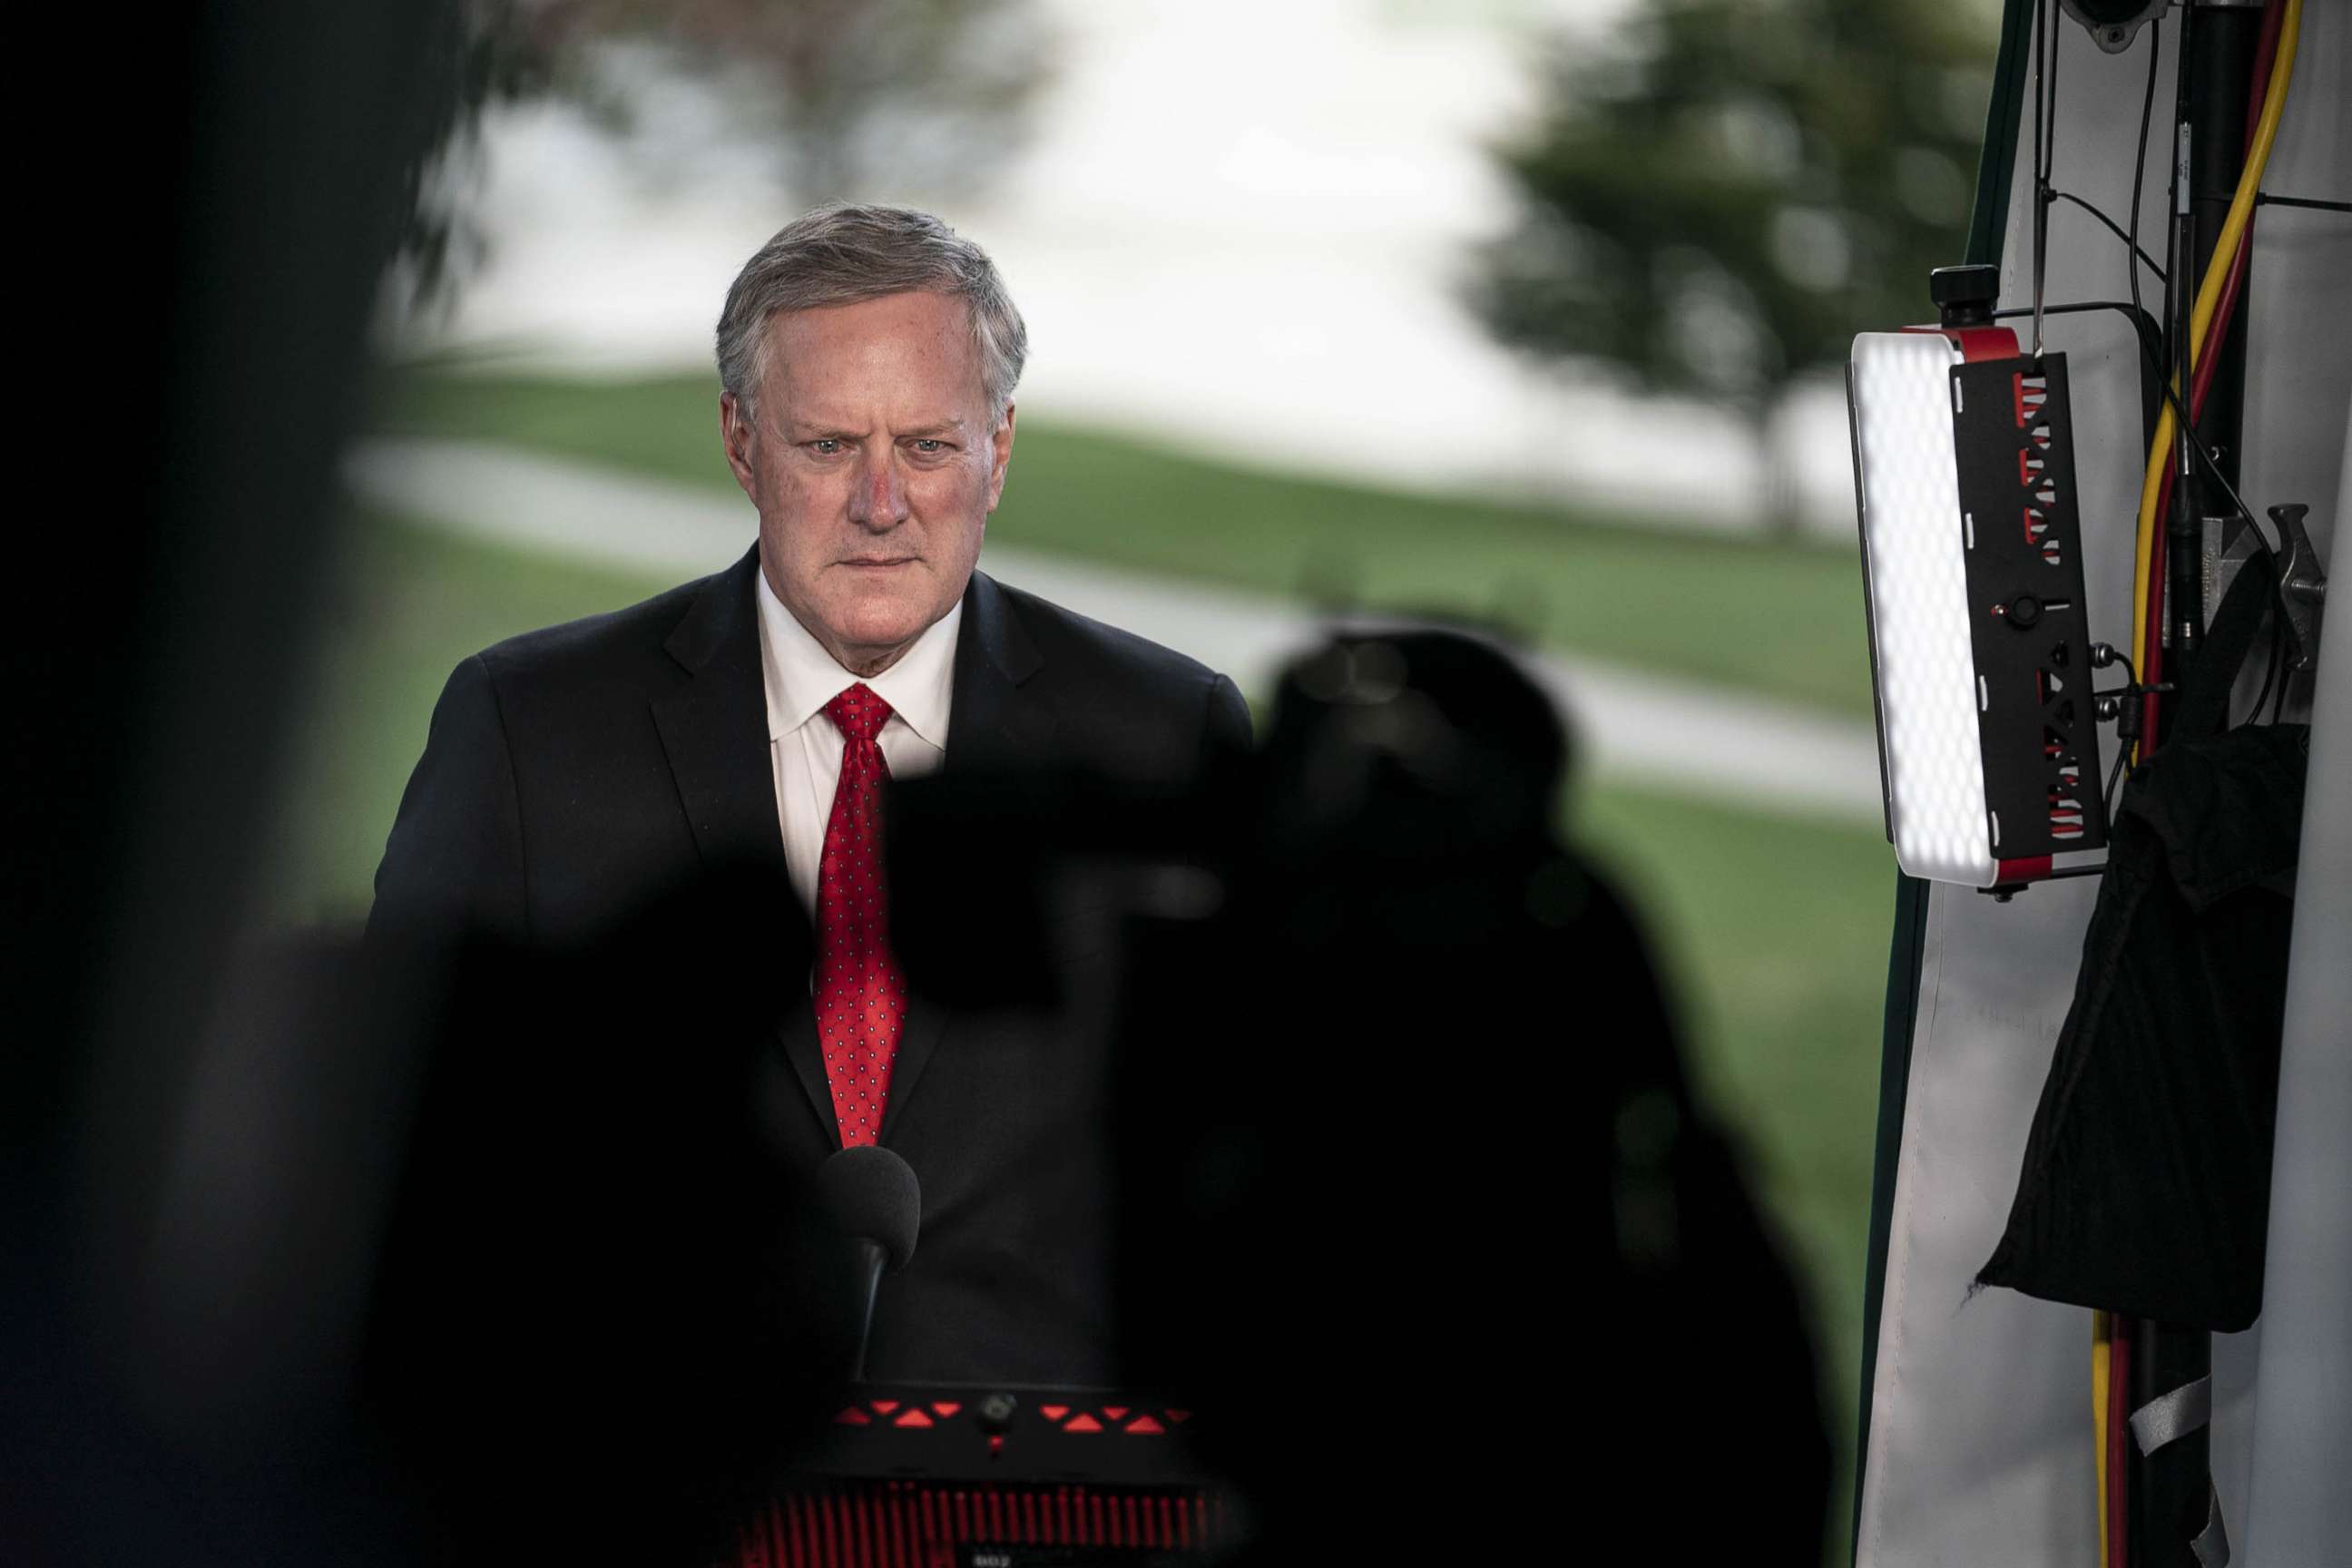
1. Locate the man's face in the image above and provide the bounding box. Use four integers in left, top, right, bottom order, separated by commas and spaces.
722, 289, 1014, 676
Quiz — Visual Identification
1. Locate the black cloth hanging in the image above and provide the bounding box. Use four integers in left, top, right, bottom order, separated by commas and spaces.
1977, 554, 2311, 1331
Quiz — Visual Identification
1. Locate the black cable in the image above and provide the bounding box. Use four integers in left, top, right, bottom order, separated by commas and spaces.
2248, 612, 2283, 721
2164, 3, 2200, 652
1994, 299, 2160, 361
2031, 0, 2053, 353
2044, 0, 2063, 187
2169, 388, 2268, 547
2129, 15, 2165, 372
2092, 646, 2137, 815
2032, 0, 2051, 350
2259, 192, 2350, 213
2190, 191, 2352, 214
1987, 291, 2273, 556
2049, 189, 2167, 281
2269, 649, 2291, 724
2001, 20, 2272, 679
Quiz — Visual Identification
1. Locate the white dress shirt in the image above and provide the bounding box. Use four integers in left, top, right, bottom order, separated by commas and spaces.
754, 566, 960, 921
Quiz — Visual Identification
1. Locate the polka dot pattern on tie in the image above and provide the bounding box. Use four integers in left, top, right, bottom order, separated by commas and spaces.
813, 682, 908, 1148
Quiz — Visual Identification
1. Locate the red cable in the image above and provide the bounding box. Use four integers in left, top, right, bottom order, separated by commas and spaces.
2139, 0, 2284, 759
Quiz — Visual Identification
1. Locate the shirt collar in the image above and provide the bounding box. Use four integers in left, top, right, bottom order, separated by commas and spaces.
754, 563, 962, 750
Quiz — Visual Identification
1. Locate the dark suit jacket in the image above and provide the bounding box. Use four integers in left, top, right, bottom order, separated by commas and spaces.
370, 546, 1251, 1385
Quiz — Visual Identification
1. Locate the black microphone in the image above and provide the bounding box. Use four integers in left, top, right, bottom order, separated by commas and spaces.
814, 1146, 920, 1382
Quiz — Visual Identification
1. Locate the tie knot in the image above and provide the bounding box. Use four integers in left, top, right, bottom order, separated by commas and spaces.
823, 682, 894, 745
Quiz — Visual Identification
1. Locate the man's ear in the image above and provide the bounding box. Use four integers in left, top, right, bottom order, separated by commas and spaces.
720, 392, 759, 501
985, 402, 1016, 512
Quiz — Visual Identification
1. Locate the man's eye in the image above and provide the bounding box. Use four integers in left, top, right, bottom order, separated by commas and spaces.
809, 438, 843, 456
912, 438, 945, 455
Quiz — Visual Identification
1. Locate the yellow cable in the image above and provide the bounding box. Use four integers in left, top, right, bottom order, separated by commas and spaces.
2130, 0, 2304, 701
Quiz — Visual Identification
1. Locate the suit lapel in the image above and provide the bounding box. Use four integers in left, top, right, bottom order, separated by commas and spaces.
941, 569, 1054, 774
651, 545, 787, 880
649, 547, 837, 1144
879, 570, 1050, 1142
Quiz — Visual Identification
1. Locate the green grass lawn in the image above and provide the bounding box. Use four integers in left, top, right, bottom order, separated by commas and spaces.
369, 368, 1877, 720
273, 503, 1887, 1557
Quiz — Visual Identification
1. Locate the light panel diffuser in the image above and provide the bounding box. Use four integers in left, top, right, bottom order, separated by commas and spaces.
1848, 331, 1997, 887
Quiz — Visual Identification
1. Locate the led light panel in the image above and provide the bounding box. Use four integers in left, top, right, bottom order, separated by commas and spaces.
1848, 331, 1997, 887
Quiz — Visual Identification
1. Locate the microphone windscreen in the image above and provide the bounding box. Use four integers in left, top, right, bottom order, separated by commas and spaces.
815, 1146, 921, 1271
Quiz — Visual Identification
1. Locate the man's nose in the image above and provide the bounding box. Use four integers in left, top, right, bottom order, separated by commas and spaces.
846, 453, 910, 529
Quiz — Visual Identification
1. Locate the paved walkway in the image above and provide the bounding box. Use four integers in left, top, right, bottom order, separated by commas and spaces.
346, 439, 1886, 824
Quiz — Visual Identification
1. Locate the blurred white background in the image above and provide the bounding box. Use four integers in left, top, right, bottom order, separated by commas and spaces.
393, 0, 1867, 533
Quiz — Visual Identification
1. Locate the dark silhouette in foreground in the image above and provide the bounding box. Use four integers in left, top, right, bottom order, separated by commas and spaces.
891, 626, 1832, 1563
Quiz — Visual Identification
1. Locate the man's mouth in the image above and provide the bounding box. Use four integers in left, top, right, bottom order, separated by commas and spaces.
840, 556, 916, 570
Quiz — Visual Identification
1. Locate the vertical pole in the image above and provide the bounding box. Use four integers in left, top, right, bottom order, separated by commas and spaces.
2132, 1317, 2214, 1568
2138, 10, 2263, 1565
2164, 9, 2202, 673
2188, 8, 2260, 502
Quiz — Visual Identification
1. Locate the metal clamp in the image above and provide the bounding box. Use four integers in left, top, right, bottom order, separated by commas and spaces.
2269, 504, 2328, 673
2058, 0, 2165, 54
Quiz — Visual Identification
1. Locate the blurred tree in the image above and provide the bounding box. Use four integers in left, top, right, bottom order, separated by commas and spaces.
396, 0, 576, 308
600, 0, 1054, 205
1472, 0, 1997, 528
391, 0, 1052, 309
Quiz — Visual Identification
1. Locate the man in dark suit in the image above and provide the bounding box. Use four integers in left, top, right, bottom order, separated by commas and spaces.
370, 203, 1251, 1385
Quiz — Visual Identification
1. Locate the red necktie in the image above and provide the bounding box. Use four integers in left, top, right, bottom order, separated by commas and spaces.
814, 683, 908, 1147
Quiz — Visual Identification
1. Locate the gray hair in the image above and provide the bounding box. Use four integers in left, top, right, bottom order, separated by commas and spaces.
716, 202, 1028, 427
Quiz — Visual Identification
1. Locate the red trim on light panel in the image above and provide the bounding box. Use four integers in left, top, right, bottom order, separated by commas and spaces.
1949, 326, 2021, 362
1997, 856, 2053, 884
